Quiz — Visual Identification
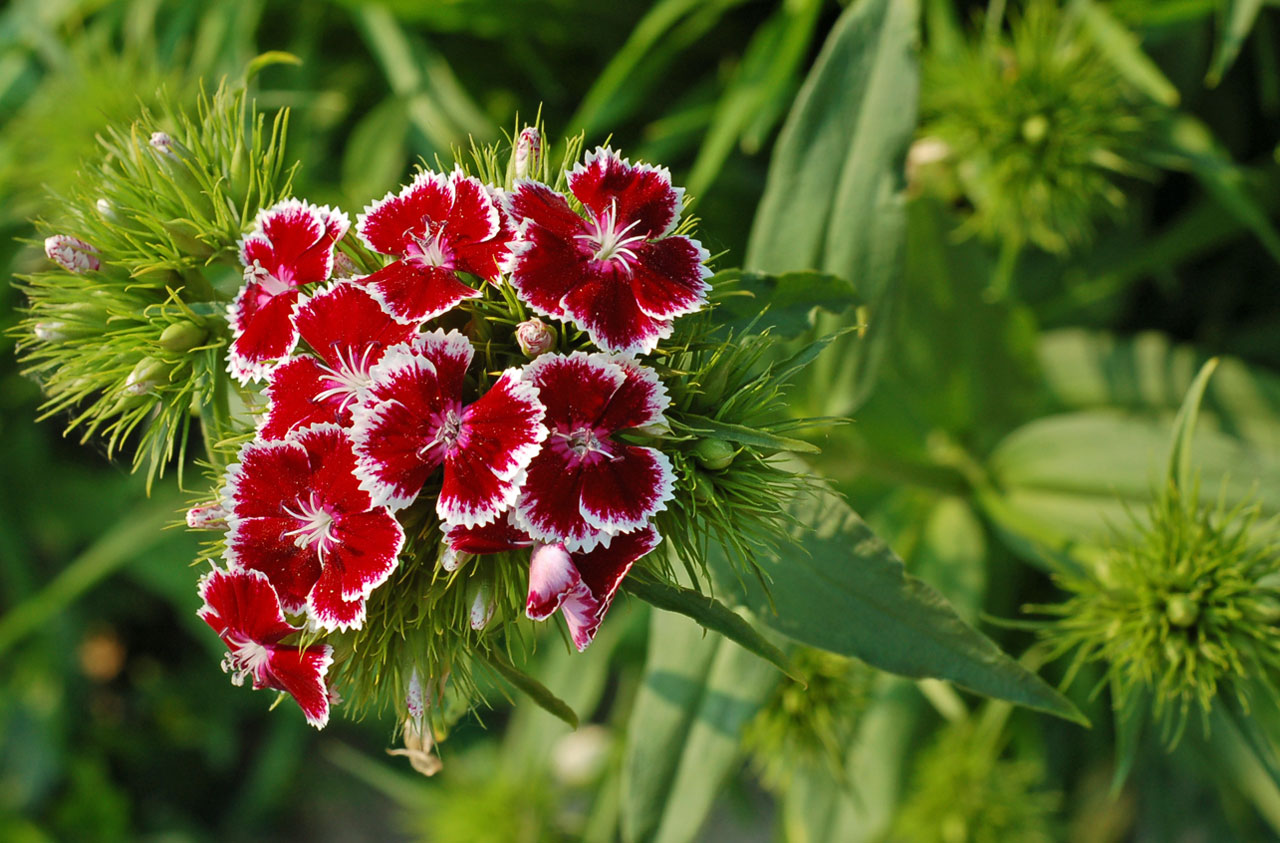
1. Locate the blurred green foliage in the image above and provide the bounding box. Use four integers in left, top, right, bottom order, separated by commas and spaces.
4, 0, 1280, 841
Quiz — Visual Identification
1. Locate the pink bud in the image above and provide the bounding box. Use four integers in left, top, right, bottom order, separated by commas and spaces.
186, 502, 229, 530
332, 251, 357, 278
516, 318, 555, 357
469, 583, 495, 630
514, 127, 542, 180
44, 235, 100, 274
149, 131, 177, 158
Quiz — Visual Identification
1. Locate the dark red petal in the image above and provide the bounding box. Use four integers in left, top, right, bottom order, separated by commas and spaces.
225, 440, 312, 520
306, 580, 368, 632
362, 260, 480, 324
357, 170, 453, 256
250, 200, 342, 285
568, 148, 682, 239
226, 517, 321, 613
454, 185, 512, 283
328, 509, 405, 602
445, 516, 533, 556
517, 448, 598, 551
628, 237, 710, 320
265, 644, 335, 729
563, 526, 661, 651
260, 357, 348, 440
562, 270, 672, 355
506, 181, 588, 242
413, 330, 473, 400
227, 285, 301, 383
292, 424, 372, 515
523, 352, 624, 431
525, 543, 581, 620
579, 444, 675, 535
593, 355, 670, 432
197, 567, 296, 647
446, 169, 501, 247
439, 448, 509, 528
506, 221, 589, 319
294, 282, 418, 371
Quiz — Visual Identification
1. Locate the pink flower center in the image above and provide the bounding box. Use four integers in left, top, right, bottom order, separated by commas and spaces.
313, 344, 379, 413
247, 260, 295, 297
405, 230, 454, 270
553, 424, 615, 466
578, 201, 646, 269
282, 492, 339, 561
418, 406, 468, 462
220, 633, 272, 687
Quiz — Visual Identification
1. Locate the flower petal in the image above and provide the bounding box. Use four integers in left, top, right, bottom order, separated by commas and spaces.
568, 147, 683, 239
357, 170, 453, 257
225, 516, 321, 613
526, 542, 581, 620
227, 284, 302, 383
265, 644, 335, 729
292, 424, 375, 515
197, 566, 295, 646
412, 329, 474, 400
294, 281, 418, 371
504, 183, 590, 318
579, 445, 675, 536
517, 446, 598, 551
562, 526, 660, 651
362, 259, 480, 324
242, 199, 348, 286
446, 168, 502, 253
628, 236, 710, 320
329, 510, 405, 603
444, 515, 534, 557
560, 269, 672, 355
592, 354, 671, 432
259, 356, 346, 439
224, 439, 311, 520
523, 351, 625, 433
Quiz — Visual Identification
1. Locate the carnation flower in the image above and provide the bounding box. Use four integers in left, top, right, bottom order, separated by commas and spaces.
228, 199, 350, 383
504, 147, 710, 354
197, 566, 335, 728
224, 423, 405, 631
355, 168, 511, 323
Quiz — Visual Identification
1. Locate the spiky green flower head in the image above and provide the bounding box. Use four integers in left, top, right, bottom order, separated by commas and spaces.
741, 649, 872, 789
918, 0, 1160, 254
1037, 483, 1280, 746
890, 719, 1059, 843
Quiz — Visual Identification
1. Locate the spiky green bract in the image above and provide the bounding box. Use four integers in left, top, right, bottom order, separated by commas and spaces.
57, 80, 296, 280
1035, 484, 1280, 747
741, 648, 872, 789
918, 0, 1159, 254
13, 273, 222, 488
891, 720, 1059, 843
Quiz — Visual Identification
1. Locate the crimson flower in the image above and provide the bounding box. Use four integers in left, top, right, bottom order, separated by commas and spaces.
355, 168, 511, 324
228, 199, 349, 383
515, 352, 674, 552
259, 282, 418, 439
351, 330, 547, 527
197, 567, 335, 728
504, 147, 710, 355
224, 424, 404, 632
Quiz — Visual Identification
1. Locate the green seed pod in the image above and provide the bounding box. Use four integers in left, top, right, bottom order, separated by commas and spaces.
158, 320, 208, 352
694, 438, 736, 471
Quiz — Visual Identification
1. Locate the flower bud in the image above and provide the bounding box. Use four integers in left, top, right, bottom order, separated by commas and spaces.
149, 131, 178, 158
513, 126, 543, 180
158, 321, 208, 352
124, 357, 168, 396
516, 318, 555, 357
694, 438, 736, 471
186, 502, 229, 530
1021, 114, 1050, 145
96, 198, 117, 221
469, 582, 495, 630
332, 251, 358, 278
1165, 594, 1199, 628
34, 322, 70, 343
44, 235, 101, 273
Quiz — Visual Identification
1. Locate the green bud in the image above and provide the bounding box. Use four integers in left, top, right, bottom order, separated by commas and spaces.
691, 471, 716, 504
1165, 594, 1200, 628
161, 219, 215, 259
700, 364, 730, 404
1021, 114, 1049, 145
124, 357, 168, 396
158, 321, 208, 352
694, 438, 736, 471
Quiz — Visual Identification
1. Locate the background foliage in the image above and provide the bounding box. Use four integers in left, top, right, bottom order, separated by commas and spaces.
3, 0, 1280, 840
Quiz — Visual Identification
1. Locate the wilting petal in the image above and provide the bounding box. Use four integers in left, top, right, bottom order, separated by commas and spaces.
563, 527, 660, 650
357, 170, 453, 257
526, 542, 581, 620
227, 284, 302, 383
361, 259, 480, 324
628, 237, 710, 320
579, 445, 674, 536
568, 147, 683, 239
265, 645, 335, 728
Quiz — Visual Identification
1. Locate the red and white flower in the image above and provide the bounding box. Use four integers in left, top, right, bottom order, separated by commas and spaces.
516, 353, 675, 552
351, 330, 547, 526
197, 566, 335, 728
444, 518, 660, 650
258, 282, 418, 439
44, 235, 100, 273
504, 147, 710, 355
223, 423, 404, 632
228, 199, 349, 383
355, 168, 511, 324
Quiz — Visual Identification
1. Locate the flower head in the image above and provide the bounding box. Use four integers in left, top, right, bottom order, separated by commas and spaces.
504, 147, 710, 354
197, 567, 335, 728
44, 235, 100, 273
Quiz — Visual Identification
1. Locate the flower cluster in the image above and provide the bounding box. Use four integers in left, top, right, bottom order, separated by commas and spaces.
189, 142, 710, 728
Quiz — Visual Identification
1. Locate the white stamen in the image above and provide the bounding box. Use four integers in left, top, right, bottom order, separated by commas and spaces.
312, 344, 379, 413
220, 633, 272, 687
575, 200, 647, 269
282, 492, 338, 562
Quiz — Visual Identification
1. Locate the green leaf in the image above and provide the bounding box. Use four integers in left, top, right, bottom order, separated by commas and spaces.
243, 50, 302, 83
745, 0, 920, 415
1111, 678, 1149, 795
1207, 0, 1265, 86
712, 482, 1086, 724
480, 649, 579, 730
1077, 0, 1180, 106
341, 97, 410, 203
679, 413, 820, 454
1167, 357, 1220, 493
622, 612, 779, 843
709, 268, 861, 339
623, 573, 795, 679
1218, 693, 1280, 794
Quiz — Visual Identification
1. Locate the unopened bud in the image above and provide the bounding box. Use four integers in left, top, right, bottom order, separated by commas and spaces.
693, 438, 735, 471
158, 321, 208, 352
44, 235, 101, 273
96, 198, 117, 220
1021, 114, 1049, 145
35, 322, 70, 343
124, 357, 168, 396
149, 131, 178, 158
513, 126, 543, 180
1165, 594, 1200, 628
161, 219, 214, 259
332, 251, 358, 278
406, 669, 426, 723
186, 503, 229, 530
516, 318, 555, 357
469, 583, 495, 630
